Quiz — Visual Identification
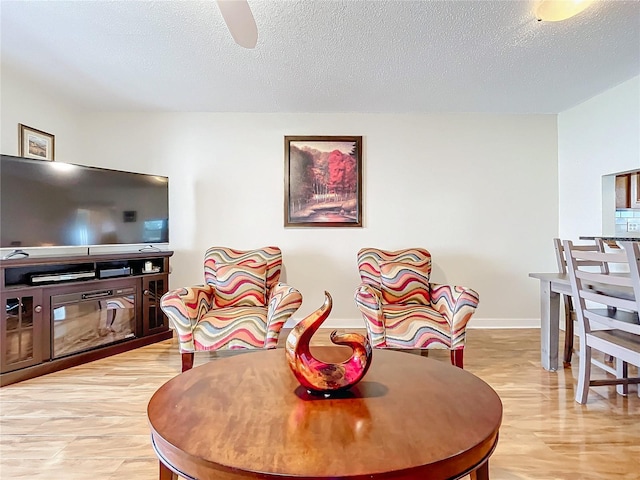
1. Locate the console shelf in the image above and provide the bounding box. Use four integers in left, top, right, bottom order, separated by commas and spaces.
0, 251, 173, 386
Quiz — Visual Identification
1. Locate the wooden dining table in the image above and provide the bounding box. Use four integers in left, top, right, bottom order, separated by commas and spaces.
529, 236, 640, 371
528, 271, 573, 371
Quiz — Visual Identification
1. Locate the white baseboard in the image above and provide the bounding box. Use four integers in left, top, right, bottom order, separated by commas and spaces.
467, 318, 540, 329
283, 317, 541, 329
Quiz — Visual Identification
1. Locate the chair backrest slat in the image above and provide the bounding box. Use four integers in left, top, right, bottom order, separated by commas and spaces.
569, 249, 627, 264
579, 289, 637, 311
575, 270, 633, 288
625, 241, 640, 304
584, 310, 640, 335
564, 239, 640, 334
553, 237, 609, 274
553, 238, 567, 274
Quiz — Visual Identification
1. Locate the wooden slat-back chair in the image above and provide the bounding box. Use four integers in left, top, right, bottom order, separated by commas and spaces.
563, 240, 640, 404
553, 238, 609, 367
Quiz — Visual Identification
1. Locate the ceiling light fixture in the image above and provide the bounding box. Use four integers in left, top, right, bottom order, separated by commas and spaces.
536, 0, 595, 22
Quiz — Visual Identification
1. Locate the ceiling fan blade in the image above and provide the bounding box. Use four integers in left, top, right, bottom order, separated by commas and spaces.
215, 0, 258, 49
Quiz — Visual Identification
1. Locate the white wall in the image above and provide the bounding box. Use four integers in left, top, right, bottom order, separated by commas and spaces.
3, 71, 638, 329
74, 113, 558, 326
558, 76, 640, 240
1, 67, 560, 327
0, 64, 83, 162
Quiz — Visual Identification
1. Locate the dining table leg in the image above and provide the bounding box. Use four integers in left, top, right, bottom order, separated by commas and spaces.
540, 279, 560, 371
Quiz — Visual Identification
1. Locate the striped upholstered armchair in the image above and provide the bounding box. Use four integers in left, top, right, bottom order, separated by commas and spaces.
354, 248, 479, 368
161, 246, 302, 371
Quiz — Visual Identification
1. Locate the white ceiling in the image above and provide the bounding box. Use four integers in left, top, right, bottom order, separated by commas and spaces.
1, 0, 639, 114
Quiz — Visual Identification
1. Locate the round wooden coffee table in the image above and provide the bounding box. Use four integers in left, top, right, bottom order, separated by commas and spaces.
147, 347, 502, 480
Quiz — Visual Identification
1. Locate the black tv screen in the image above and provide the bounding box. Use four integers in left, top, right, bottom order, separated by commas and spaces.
1, 155, 169, 249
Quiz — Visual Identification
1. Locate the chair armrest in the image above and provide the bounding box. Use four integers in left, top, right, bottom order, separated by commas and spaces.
265, 282, 303, 348
354, 284, 386, 347
160, 285, 215, 352
430, 283, 479, 349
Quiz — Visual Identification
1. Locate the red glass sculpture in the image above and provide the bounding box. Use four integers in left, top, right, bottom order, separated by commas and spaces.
285, 291, 372, 396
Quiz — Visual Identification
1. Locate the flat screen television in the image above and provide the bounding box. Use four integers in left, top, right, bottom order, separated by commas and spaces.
1, 155, 169, 250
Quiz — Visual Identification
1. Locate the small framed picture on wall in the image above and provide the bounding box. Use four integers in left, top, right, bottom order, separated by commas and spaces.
19, 123, 55, 161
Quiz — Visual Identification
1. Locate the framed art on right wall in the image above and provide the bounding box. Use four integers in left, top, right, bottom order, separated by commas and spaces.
284, 135, 363, 228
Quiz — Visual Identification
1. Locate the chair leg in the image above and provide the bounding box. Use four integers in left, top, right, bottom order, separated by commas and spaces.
181, 352, 194, 372
616, 359, 629, 396
575, 343, 591, 404
563, 309, 574, 367
450, 349, 464, 369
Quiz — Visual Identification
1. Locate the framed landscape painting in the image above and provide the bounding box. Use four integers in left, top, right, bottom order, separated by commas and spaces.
284, 135, 362, 227
19, 124, 55, 161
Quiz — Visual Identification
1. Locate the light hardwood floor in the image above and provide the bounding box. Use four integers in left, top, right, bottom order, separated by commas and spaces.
1, 328, 638, 480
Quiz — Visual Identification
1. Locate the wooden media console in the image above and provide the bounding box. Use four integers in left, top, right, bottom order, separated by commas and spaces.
0, 250, 173, 386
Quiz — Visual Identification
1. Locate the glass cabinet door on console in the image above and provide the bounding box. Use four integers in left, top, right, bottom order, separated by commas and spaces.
1, 290, 44, 373
142, 275, 168, 335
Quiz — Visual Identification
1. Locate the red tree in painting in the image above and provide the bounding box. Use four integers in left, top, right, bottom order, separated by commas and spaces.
327, 150, 357, 196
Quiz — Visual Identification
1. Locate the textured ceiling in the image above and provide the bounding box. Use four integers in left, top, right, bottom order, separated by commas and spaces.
1, 0, 639, 113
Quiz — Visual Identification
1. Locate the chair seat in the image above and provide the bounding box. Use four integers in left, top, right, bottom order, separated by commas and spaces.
194, 306, 268, 351
589, 329, 640, 355
382, 304, 451, 349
